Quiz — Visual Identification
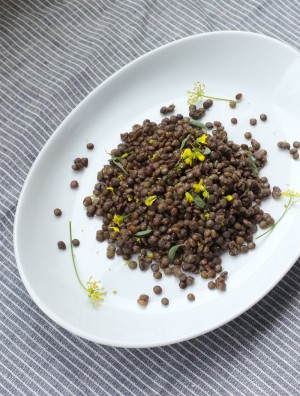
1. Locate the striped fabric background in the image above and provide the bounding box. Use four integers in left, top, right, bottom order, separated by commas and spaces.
1, 1, 299, 395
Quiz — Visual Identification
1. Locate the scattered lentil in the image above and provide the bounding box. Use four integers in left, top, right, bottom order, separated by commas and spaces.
153, 285, 162, 295
70, 180, 79, 189
229, 100, 237, 108
137, 294, 149, 306
72, 239, 80, 247
160, 104, 175, 114
231, 118, 237, 124
128, 260, 137, 269
293, 141, 300, 148
293, 151, 299, 160
161, 297, 169, 306
187, 293, 195, 301
57, 241, 66, 250
260, 114, 267, 121
87, 143, 94, 150
250, 118, 257, 126
54, 208, 62, 217
235, 93, 243, 100
244, 132, 252, 139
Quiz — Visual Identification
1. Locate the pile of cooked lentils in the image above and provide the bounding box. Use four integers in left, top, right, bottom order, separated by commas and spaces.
83, 100, 275, 296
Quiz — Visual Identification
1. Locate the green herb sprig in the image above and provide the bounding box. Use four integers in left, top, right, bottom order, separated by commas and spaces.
256, 190, 300, 239
168, 244, 184, 263
69, 221, 106, 307
187, 81, 235, 105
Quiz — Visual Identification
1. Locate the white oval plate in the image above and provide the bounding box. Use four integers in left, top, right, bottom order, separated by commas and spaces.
14, 31, 300, 348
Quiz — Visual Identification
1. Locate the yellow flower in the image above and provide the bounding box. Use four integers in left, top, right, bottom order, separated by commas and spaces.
148, 252, 154, 259
118, 174, 123, 180
113, 214, 124, 226
195, 151, 205, 162
106, 186, 114, 193
187, 81, 205, 105
145, 195, 157, 206
136, 237, 141, 244
128, 197, 133, 202
193, 179, 204, 193
134, 197, 140, 202
225, 195, 233, 201
202, 190, 210, 198
86, 276, 106, 307
281, 189, 300, 198
150, 153, 157, 160
185, 192, 194, 203
181, 148, 194, 165
109, 226, 120, 233
196, 134, 208, 145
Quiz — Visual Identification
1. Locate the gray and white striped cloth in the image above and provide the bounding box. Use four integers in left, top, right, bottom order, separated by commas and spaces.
1, 1, 300, 395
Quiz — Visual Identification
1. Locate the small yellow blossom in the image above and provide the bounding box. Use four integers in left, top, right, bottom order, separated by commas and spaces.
193, 179, 204, 193
145, 195, 157, 206
148, 252, 154, 259
86, 276, 106, 307
195, 151, 205, 162
118, 174, 123, 180
281, 189, 300, 198
181, 148, 193, 165
113, 214, 124, 226
203, 190, 210, 198
128, 197, 133, 202
136, 237, 141, 244
106, 186, 114, 193
150, 153, 157, 160
196, 134, 208, 145
225, 195, 233, 201
134, 197, 140, 202
148, 139, 155, 143
185, 192, 194, 203
109, 226, 120, 233
187, 81, 205, 105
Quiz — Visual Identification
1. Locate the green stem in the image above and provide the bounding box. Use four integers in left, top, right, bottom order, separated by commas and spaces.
202, 95, 232, 102
69, 221, 87, 290
256, 196, 293, 240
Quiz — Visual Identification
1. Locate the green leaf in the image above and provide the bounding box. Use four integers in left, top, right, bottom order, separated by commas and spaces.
180, 134, 191, 150
133, 229, 153, 237
168, 244, 184, 263
191, 192, 206, 208
203, 147, 211, 155
248, 156, 258, 174
121, 152, 130, 159
190, 120, 207, 129
111, 159, 128, 174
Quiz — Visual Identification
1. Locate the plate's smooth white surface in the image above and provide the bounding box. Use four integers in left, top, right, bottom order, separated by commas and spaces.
14, 31, 300, 347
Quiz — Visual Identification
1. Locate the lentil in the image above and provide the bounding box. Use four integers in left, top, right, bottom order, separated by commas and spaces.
260, 114, 267, 121
160, 104, 175, 114
72, 239, 80, 247
70, 180, 79, 189
229, 100, 236, 108
235, 93, 243, 100
57, 241, 66, 250
250, 118, 257, 126
231, 118, 237, 124
161, 297, 169, 306
128, 260, 137, 269
137, 294, 149, 306
244, 132, 252, 139
187, 293, 195, 301
87, 143, 94, 150
153, 285, 162, 295
293, 141, 300, 148
54, 208, 62, 217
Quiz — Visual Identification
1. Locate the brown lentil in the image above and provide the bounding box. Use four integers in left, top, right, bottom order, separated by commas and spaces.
70, 180, 79, 189
229, 100, 237, 108
161, 297, 169, 306
244, 132, 252, 139
293, 141, 300, 148
153, 285, 162, 295
231, 118, 237, 124
250, 118, 257, 126
87, 143, 94, 150
137, 294, 149, 306
208, 281, 216, 290
54, 208, 62, 217
187, 293, 195, 301
57, 241, 66, 250
293, 151, 299, 160
235, 93, 243, 100
160, 104, 175, 114
128, 260, 137, 269
72, 239, 80, 247
260, 114, 267, 121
